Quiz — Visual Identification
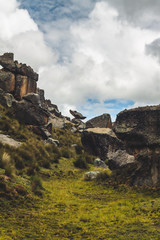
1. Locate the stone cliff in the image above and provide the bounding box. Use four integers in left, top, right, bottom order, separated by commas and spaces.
0, 53, 38, 100
114, 106, 160, 186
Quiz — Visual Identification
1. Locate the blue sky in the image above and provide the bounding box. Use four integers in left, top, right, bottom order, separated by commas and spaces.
1, 0, 160, 121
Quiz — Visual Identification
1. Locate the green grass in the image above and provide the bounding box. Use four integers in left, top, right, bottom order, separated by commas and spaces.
0, 104, 160, 239
0, 158, 160, 239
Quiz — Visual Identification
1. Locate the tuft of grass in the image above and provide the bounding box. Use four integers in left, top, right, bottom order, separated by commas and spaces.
74, 154, 89, 169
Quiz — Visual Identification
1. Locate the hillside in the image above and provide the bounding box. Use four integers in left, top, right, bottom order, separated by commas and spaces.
0, 53, 160, 239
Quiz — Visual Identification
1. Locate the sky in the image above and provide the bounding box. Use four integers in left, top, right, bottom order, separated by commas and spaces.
0, 0, 160, 121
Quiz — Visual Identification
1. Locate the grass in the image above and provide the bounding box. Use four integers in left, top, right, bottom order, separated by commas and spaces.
0, 104, 160, 239
0, 158, 160, 239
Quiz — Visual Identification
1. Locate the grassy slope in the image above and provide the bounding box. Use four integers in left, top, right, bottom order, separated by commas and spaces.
0, 105, 160, 239
0, 158, 160, 239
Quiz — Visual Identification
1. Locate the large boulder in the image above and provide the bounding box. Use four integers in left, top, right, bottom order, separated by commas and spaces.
81, 128, 124, 160
13, 99, 49, 126
114, 105, 160, 152
107, 150, 136, 170
86, 113, 112, 129
114, 105, 160, 186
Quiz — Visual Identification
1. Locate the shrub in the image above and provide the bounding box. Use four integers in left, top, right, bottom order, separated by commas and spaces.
95, 169, 112, 182
5, 165, 15, 178
74, 155, 89, 169
75, 144, 83, 154
31, 175, 43, 193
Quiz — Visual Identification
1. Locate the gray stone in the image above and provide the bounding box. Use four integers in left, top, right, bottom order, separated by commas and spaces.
70, 110, 86, 120
0, 134, 21, 148
86, 113, 112, 129
81, 128, 124, 160
94, 158, 107, 168
84, 171, 100, 181
13, 99, 49, 126
47, 138, 59, 146
23, 93, 41, 106
107, 150, 136, 170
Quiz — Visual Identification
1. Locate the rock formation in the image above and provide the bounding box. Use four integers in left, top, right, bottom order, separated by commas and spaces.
114, 106, 160, 186
107, 150, 136, 170
70, 110, 86, 120
86, 113, 112, 129
0, 53, 38, 100
81, 128, 124, 160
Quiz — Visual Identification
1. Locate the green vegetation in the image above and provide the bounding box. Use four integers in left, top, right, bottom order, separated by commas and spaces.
0, 158, 160, 239
0, 104, 160, 239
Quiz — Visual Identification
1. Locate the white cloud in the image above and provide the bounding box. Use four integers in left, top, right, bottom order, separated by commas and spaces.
1, 0, 160, 119
38, 1, 160, 118
0, 0, 56, 71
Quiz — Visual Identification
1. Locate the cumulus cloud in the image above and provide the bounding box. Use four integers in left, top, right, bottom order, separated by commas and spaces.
1, 0, 160, 120
37, 1, 160, 119
0, 0, 56, 71
106, 0, 160, 31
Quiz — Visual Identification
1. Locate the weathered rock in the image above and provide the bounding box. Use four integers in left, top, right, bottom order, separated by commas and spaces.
13, 99, 49, 126
114, 105, 160, 152
114, 105, 160, 186
46, 138, 60, 146
0, 134, 21, 148
49, 117, 66, 129
0, 69, 15, 93
37, 88, 46, 107
0, 88, 13, 108
86, 113, 112, 129
45, 99, 62, 117
94, 158, 107, 168
0, 53, 38, 81
70, 110, 86, 120
0, 53, 38, 100
81, 128, 124, 160
84, 171, 100, 181
131, 152, 160, 186
23, 93, 40, 106
107, 150, 136, 170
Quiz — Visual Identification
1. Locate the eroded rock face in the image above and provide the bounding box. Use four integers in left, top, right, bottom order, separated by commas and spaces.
107, 150, 136, 170
13, 99, 49, 126
86, 113, 112, 129
0, 53, 38, 100
114, 105, 160, 186
114, 105, 160, 152
81, 128, 124, 160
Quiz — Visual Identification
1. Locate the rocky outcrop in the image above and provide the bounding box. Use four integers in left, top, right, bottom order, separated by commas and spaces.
81, 128, 124, 160
114, 105, 160, 152
0, 53, 37, 100
70, 110, 86, 120
0, 88, 13, 108
107, 150, 136, 170
13, 94, 49, 126
114, 105, 160, 186
86, 113, 112, 129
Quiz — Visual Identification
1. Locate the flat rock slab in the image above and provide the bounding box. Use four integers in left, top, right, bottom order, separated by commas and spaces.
0, 134, 21, 148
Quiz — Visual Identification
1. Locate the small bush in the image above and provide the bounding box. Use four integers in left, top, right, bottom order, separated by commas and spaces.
74, 155, 89, 169
75, 144, 83, 154
5, 165, 15, 178
31, 175, 43, 193
14, 155, 25, 169
95, 169, 112, 182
